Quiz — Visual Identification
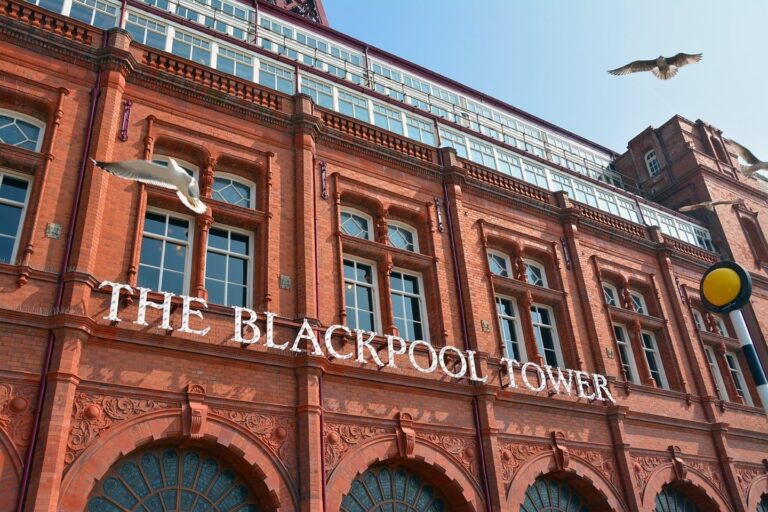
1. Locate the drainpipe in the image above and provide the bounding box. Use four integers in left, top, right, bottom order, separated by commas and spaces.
15, 37, 107, 512
439, 151, 494, 511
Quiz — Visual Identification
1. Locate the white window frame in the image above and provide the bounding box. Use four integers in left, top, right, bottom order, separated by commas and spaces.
211, 172, 255, 209
387, 220, 418, 252
603, 283, 619, 307
525, 259, 547, 288
713, 315, 729, 337
497, 151, 523, 180
0, 169, 33, 265
124, 12, 168, 50
439, 129, 469, 159
531, 303, 564, 368
640, 330, 668, 389
138, 207, 195, 295
404, 115, 436, 146
704, 346, 729, 401
205, 223, 253, 308
613, 324, 639, 384
629, 290, 647, 315
487, 250, 511, 278
496, 294, 527, 362
645, 149, 661, 177
340, 207, 374, 241
216, 44, 255, 81
390, 268, 429, 341
692, 309, 705, 331
0, 109, 46, 152
152, 155, 200, 180
372, 103, 404, 135
343, 256, 381, 333
337, 89, 370, 123
725, 352, 753, 406
522, 162, 548, 189
469, 140, 497, 169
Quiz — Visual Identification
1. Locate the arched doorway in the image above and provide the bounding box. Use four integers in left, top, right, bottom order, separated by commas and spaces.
654, 486, 698, 512
340, 465, 448, 512
519, 477, 590, 512
86, 446, 263, 511
757, 493, 767, 512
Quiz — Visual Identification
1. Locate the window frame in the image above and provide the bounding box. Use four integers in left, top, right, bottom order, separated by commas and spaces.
495, 294, 527, 362
211, 172, 255, 209
602, 283, 619, 307
703, 346, 729, 401
645, 149, 661, 177
152, 155, 200, 180
0, 109, 46, 153
725, 352, 753, 406
389, 267, 429, 342
205, 223, 253, 308
137, 207, 195, 296
340, 207, 374, 241
487, 249, 512, 278
640, 330, 668, 389
524, 259, 547, 288
530, 303, 564, 368
612, 323, 640, 384
343, 255, 382, 333
692, 309, 705, 331
387, 220, 418, 253
629, 290, 647, 315
0, 169, 33, 265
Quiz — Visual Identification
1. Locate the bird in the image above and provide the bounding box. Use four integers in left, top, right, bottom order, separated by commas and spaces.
608, 53, 703, 80
678, 199, 744, 213
91, 158, 207, 214
727, 140, 768, 177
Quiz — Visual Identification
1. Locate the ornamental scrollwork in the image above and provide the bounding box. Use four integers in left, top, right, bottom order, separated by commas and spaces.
498, 441, 550, 485
417, 431, 480, 482
631, 455, 667, 492
0, 382, 37, 455
687, 459, 723, 493
323, 422, 388, 479
66, 392, 177, 465
735, 464, 767, 495
570, 448, 619, 488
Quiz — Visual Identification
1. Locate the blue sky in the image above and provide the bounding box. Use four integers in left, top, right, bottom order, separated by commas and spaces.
323, 0, 767, 158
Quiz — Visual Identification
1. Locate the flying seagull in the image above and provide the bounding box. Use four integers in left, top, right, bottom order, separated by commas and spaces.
608, 53, 703, 80
91, 158, 207, 214
678, 199, 744, 213
728, 140, 768, 177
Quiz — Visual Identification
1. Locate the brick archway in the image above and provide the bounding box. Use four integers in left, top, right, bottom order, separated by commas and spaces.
0, 428, 22, 511
746, 477, 768, 512
641, 464, 732, 512
506, 452, 628, 512
59, 410, 298, 512
326, 434, 483, 512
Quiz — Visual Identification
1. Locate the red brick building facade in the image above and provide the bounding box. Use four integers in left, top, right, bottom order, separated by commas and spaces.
0, 0, 766, 511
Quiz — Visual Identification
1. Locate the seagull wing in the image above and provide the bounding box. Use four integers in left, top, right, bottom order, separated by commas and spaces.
677, 204, 703, 212
743, 162, 768, 177
607, 59, 658, 76
92, 159, 179, 190
176, 191, 208, 214
728, 140, 760, 164
667, 52, 703, 68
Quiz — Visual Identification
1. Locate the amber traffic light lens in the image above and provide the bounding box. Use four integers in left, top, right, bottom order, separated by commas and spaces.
701, 267, 742, 307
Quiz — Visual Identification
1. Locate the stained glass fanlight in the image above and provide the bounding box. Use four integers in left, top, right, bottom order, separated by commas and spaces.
86, 447, 262, 512
340, 466, 447, 512
519, 478, 590, 512
654, 487, 698, 512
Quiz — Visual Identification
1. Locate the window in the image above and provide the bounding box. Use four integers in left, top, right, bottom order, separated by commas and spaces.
613, 324, 639, 384
0, 111, 44, 152
0, 172, 31, 264
439, 129, 468, 159
138, 211, 192, 295
29, 0, 65, 13
340, 208, 372, 240
69, 0, 118, 29
630, 291, 647, 315
725, 352, 753, 406
574, 181, 598, 208
496, 296, 526, 361
522, 162, 548, 188
152, 155, 197, 178
174, 4, 200, 22
704, 346, 728, 401
390, 270, 427, 341
172, 31, 211, 66
405, 116, 436, 146
525, 261, 546, 287
300, 77, 333, 109
338, 91, 369, 122
217, 46, 253, 80
497, 152, 523, 180
212, 175, 252, 208
531, 304, 563, 368
550, 173, 574, 197
640, 331, 667, 388
258, 62, 294, 95
140, 0, 169, 10
692, 309, 705, 331
372, 104, 403, 135
125, 13, 167, 50
469, 141, 496, 169
645, 149, 661, 177
388, 222, 417, 252
713, 315, 729, 337
597, 191, 620, 216
603, 284, 619, 307
616, 197, 640, 223
344, 258, 378, 332
487, 251, 510, 278
205, 226, 250, 307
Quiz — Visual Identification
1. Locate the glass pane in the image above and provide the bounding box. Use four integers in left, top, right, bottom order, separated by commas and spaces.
227, 256, 247, 284
38, 0, 64, 11
164, 243, 186, 272
343, 259, 355, 280
230, 233, 249, 255
167, 217, 189, 241
137, 265, 160, 290
139, 237, 163, 267
402, 275, 418, 295
0, 204, 22, 237
356, 286, 371, 312
227, 284, 247, 307
68, 3, 93, 24
146, 31, 166, 50
161, 270, 184, 295
143, 212, 166, 235
0, 176, 29, 203
208, 228, 228, 250
205, 251, 227, 281
0, 236, 15, 263
206, 278, 225, 305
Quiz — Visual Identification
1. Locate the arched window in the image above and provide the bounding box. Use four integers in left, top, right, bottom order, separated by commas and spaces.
692, 309, 705, 331
388, 221, 418, 252
0, 110, 45, 152
340, 465, 447, 512
629, 290, 647, 315
602, 283, 619, 307
525, 260, 547, 287
645, 149, 661, 177
152, 155, 199, 178
654, 486, 698, 512
86, 446, 262, 512
519, 478, 589, 512
340, 207, 373, 241
212, 173, 254, 209
487, 250, 511, 278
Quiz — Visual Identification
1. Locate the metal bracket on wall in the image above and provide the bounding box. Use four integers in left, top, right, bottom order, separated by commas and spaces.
119, 99, 132, 142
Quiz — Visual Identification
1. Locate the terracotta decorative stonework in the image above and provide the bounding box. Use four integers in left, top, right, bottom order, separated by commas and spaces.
570, 448, 620, 488
0, 382, 36, 456
631, 454, 667, 492
686, 458, 723, 493
417, 431, 480, 482
498, 440, 550, 485
66, 392, 178, 465
323, 422, 389, 478
735, 463, 767, 495
209, 408, 295, 473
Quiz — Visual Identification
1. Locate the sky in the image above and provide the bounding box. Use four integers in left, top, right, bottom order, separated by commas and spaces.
322, 0, 767, 157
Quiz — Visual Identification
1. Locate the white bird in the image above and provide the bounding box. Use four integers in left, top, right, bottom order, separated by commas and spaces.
678, 199, 744, 213
728, 140, 768, 177
92, 158, 207, 214
608, 53, 702, 80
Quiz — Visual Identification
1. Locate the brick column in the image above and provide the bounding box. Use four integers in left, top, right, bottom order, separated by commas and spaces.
606, 406, 642, 512
24, 328, 85, 511
191, 212, 213, 300
474, 391, 506, 511
296, 364, 325, 512
710, 423, 748, 512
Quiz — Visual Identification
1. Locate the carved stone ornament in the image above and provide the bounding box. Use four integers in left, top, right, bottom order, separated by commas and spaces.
498, 440, 550, 485
687, 458, 723, 492
396, 412, 415, 458
735, 462, 768, 495
570, 448, 620, 488
668, 445, 687, 481
417, 431, 480, 481
0, 382, 36, 455
66, 392, 178, 465
551, 431, 570, 471
631, 454, 667, 492
323, 422, 388, 479
183, 383, 208, 439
